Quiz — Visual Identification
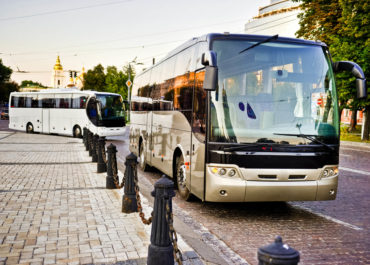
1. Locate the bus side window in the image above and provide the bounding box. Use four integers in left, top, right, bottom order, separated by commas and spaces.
18, 96, 25, 108
11, 96, 18, 108
26, 96, 32, 108
31, 95, 38, 108
192, 42, 208, 142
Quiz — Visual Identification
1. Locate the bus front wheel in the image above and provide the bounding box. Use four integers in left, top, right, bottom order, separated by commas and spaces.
176, 155, 191, 201
73, 125, 82, 138
26, 123, 34, 133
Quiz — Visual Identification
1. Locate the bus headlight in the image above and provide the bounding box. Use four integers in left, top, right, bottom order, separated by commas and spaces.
228, 169, 236, 177
219, 168, 227, 175
210, 166, 239, 178
321, 166, 338, 179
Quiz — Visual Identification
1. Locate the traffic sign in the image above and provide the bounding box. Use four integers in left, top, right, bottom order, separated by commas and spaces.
126, 80, 132, 88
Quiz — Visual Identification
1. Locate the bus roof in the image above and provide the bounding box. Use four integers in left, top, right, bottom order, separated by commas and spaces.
10, 89, 122, 97
139, 32, 327, 76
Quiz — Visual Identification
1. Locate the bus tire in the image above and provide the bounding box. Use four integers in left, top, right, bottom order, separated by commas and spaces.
139, 141, 149, 171
73, 125, 82, 138
26, 123, 34, 133
176, 155, 191, 201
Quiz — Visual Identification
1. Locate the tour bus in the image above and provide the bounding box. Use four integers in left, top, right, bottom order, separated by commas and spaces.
129, 33, 367, 202
9, 88, 126, 137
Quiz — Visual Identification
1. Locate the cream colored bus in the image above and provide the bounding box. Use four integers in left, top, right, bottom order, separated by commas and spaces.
129, 33, 366, 202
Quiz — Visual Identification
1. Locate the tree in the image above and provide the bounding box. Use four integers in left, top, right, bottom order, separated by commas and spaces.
20, 80, 47, 88
0, 59, 18, 102
293, 0, 370, 140
105, 66, 127, 99
83, 64, 106, 91
82, 63, 135, 101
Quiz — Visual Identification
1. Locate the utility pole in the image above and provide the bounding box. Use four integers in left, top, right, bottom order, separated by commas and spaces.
126, 64, 132, 122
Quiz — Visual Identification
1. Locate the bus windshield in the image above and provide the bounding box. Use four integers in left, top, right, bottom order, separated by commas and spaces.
210, 39, 339, 145
87, 94, 125, 127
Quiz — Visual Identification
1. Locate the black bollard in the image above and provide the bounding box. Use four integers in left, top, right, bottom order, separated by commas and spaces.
88, 131, 94, 156
258, 236, 300, 265
97, 136, 107, 173
106, 144, 118, 189
85, 129, 90, 151
147, 175, 175, 265
83, 127, 87, 146
92, 134, 99, 162
122, 153, 138, 213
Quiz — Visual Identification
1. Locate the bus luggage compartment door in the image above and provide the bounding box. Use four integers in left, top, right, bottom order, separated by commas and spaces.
42, 109, 50, 134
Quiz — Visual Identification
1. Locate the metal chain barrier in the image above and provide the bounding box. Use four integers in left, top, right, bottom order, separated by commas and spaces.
112, 153, 125, 189
102, 145, 108, 164
165, 199, 183, 265
133, 162, 153, 225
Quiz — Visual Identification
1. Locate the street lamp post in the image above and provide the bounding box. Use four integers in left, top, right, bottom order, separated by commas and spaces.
126, 58, 143, 123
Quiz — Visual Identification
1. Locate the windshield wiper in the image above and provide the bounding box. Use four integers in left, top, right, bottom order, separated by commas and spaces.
273, 133, 336, 152
239, 34, 279, 54
223, 143, 275, 152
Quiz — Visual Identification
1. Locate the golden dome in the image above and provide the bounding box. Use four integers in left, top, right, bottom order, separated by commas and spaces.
54, 56, 63, 71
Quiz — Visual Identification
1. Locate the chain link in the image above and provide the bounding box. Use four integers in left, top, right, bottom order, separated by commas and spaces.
133, 162, 153, 225
111, 153, 125, 189
165, 200, 183, 265
102, 145, 108, 164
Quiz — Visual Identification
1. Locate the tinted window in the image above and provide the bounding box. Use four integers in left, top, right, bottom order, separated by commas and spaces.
18, 96, 25, 108
26, 96, 32, 108
72, 95, 87, 109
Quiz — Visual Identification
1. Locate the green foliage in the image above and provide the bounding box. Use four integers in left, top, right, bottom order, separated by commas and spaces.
293, 0, 370, 111
82, 63, 135, 100
0, 59, 19, 102
0, 59, 12, 84
83, 64, 106, 92
20, 80, 47, 88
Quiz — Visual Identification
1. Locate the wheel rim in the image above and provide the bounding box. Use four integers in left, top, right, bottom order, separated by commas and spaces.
140, 145, 145, 168
27, 124, 33, 133
177, 163, 187, 189
74, 127, 81, 137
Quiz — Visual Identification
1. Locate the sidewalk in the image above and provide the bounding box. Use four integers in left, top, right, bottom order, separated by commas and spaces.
0, 131, 197, 265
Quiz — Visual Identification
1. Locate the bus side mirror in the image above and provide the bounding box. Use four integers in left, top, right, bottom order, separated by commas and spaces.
333, 61, 367, 99
203, 65, 218, 91
201, 51, 217, 67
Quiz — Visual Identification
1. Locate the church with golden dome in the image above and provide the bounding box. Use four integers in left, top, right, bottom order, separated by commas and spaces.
51, 56, 65, 88
51, 56, 85, 89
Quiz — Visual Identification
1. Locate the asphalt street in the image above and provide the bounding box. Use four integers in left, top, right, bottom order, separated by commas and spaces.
107, 128, 370, 265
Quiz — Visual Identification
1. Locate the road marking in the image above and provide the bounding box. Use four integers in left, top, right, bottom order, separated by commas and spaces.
292, 205, 363, 231
340, 147, 370, 153
339, 167, 369, 176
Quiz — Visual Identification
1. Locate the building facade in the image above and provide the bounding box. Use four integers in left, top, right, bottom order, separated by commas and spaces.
244, 0, 300, 37
51, 56, 65, 88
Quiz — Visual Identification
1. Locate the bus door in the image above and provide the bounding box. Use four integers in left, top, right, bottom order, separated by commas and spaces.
190, 69, 207, 200
42, 109, 50, 134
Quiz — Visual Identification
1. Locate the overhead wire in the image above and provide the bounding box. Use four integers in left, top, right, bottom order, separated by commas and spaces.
0, 0, 134, 21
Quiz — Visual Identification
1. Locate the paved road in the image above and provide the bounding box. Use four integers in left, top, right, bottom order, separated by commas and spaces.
107, 131, 370, 265
3, 120, 369, 264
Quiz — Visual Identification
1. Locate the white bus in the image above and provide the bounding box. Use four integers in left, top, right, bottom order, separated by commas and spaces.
9, 88, 126, 137
129, 33, 366, 202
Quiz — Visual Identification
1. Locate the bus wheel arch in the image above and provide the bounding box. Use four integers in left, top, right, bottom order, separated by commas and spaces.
173, 149, 192, 201
73, 125, 82, 138
139, 137, 149, 171
26, 122, 34, 133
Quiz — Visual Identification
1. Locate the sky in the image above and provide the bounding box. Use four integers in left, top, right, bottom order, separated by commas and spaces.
0, 0, 270, 87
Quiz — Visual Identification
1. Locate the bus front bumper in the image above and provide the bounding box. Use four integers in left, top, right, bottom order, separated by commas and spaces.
96, 126, 127, 137
205, 165, 338, 202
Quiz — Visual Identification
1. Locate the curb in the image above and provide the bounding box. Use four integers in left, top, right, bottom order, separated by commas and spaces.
340, 140, 370, 148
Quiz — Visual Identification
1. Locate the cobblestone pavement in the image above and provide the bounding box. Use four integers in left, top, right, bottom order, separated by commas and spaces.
0, 131, 150, 264
110, 134, 370, 265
